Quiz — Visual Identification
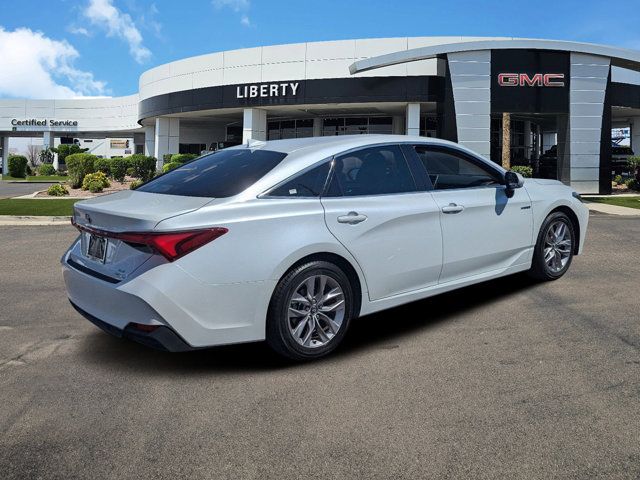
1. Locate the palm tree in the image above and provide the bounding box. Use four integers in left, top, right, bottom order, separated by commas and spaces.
501, 112, 511, 170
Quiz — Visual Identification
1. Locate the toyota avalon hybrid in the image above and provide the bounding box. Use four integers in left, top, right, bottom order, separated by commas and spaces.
62, 135, 589, 360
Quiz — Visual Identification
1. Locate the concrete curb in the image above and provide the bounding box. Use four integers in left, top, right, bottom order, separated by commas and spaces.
0, 215, 71, 226
585, 202, 640, 216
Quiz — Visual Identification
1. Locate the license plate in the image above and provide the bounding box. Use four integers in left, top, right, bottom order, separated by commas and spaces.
87, 234, 107, 263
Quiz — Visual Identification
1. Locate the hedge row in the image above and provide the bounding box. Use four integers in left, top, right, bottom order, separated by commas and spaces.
66, 154, 158, 188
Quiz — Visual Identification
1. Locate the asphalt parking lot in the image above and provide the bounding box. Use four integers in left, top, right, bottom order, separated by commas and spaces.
1, 213, 639, 479
0, 181, 55, 199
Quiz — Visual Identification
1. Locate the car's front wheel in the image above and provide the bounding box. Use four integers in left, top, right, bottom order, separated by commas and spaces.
528, 211, 575, 281
266, 260, 354, 361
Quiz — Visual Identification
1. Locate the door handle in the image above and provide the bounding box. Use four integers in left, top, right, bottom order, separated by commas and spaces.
337, 211, 368, 225
441, 203, 464, 214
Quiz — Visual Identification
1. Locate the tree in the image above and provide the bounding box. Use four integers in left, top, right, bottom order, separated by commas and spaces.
39, 147, 55, 164
54, 144, 89, 165
501, 112, 511, 170
26, 144, 42, 167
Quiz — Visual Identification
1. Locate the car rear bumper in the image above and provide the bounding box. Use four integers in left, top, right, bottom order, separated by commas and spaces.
70, 301, 194, 352
62, 246, 275, 349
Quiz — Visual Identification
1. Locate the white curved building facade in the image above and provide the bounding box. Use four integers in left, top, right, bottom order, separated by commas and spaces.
3, 36, 640, 194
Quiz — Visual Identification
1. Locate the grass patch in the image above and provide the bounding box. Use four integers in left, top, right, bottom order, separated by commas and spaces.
588, 196, 640, 210
1, 175, 68, 182
0, 199, 78, 216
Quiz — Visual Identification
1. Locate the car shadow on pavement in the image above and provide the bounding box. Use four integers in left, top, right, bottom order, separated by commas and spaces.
77, 273, 538, 373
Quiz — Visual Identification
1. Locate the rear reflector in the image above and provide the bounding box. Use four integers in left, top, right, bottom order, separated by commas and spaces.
130, 323, 160, 333
72, 219, 228, 261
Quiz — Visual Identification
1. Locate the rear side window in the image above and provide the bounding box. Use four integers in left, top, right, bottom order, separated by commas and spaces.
326, 145, 416, 197
414, 146, 502, 190
137, 149, 287, 198
266, 162, 331, 197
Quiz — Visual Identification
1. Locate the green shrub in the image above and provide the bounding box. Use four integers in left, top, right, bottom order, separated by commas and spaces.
624, 178, 639, 191
170, 153, 198, 164
613, 174, 623, 185
47, 184, 69, 196
110, 157, 129, 182
66, 153, 97, 188
26, 165, 34, 176
129, 154, 157, 181
163, 153, 174, 163
129, 179, 143, 190
54, 144, 88, 165
511, 165, 533, 178
7, 155, 28, 178
82, 171, 110, 192
94, 158, 111, 176
162, 161, 182, 173
38, 163, 56, 176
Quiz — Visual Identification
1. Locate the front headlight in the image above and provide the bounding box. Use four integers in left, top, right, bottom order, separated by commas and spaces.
572, 191, 584, 203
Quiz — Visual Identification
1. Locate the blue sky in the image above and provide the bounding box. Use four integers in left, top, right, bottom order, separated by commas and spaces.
1, 0, 639, 98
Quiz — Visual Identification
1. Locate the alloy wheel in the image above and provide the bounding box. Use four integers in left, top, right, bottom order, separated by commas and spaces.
543, 220, 572, 273
287, 274, 346, 348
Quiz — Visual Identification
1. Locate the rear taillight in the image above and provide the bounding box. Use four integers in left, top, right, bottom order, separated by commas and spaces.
72, 219, 228, 261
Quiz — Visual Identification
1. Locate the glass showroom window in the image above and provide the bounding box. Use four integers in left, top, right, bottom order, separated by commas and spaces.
267, 119, 314, 140
322, 117, 393, 136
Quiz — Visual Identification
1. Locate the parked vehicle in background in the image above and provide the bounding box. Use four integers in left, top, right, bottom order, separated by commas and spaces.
62, 135, 589, 360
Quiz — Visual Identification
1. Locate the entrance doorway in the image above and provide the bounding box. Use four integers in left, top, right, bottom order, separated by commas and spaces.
490, 113, 569, 181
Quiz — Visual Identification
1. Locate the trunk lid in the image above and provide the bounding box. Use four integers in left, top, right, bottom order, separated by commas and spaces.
68, 191, 213, 282
72, 190, 212, 231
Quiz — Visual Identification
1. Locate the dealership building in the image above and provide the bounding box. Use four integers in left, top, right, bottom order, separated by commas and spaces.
2, 36, 640, 194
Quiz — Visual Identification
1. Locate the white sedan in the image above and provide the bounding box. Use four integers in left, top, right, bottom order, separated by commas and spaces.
62, 135, 589, 360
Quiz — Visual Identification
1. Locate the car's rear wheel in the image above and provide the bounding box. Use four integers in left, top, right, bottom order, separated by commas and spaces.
528, 211, 575, 281
266, 261, 354, 361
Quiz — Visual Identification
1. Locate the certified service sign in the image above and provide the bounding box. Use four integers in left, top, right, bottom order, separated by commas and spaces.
11, 119, 79, 127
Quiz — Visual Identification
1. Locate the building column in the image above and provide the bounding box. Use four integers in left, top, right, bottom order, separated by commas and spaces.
630, 117, 640, 156
242, 108, 267, 143
523, 120, 532, 160
154, 118, 180, 169
447, 51, 491, 158
1, 137, 9, 175
144, 126, 155, 157
569, 53, 610, 194
406, 103, 420, 136
312, 117, 323, 137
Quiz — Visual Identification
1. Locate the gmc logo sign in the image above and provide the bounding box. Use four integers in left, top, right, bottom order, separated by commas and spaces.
498, 73, 565, 87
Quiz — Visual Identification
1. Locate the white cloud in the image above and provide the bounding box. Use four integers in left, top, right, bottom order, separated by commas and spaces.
0, 27, 108, 99
213, 0, 250, 11
68, 25, 90, 36
213, 0, 252, 27
83, 0, 151, 63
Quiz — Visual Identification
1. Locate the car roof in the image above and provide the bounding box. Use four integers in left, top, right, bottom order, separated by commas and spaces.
227, 134, 506, 200
230, 134, 461, 155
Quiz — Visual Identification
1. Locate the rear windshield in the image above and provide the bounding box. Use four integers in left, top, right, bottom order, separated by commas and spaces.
137, 149, 287, 198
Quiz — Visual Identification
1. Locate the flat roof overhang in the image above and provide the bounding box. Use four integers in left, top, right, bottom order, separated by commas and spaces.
350, 38, 640, 75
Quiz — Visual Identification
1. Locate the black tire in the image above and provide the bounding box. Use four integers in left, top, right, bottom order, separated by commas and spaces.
527, 211, 576, 281
266, 260, 355, 361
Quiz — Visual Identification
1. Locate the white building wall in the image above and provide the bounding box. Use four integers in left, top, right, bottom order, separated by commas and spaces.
569, 53, 610, 194
447, 50, 491, 158
0, 95, 141, 134
138, 37, 507, 101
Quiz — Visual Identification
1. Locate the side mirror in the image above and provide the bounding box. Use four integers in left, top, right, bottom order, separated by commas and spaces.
504, 171, 524, 197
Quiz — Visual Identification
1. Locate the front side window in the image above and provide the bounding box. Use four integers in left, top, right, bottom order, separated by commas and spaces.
266, 161, 331, 197
138, 149, 287, 198
414, 146, 502, 190
326, 145, 416, 197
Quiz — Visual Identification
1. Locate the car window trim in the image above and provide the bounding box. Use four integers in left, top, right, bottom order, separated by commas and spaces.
322, 142, 422, 198
259, 157, 334, 199
413, 144, 506, 190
